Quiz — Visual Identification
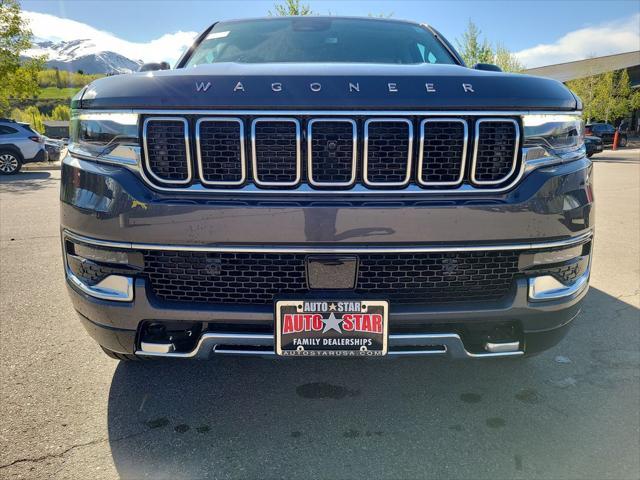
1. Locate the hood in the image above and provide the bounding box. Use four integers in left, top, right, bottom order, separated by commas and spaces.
77, 63, 578, 111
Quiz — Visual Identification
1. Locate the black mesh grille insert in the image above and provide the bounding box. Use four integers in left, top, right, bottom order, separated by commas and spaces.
356, 251, 519, 304
365, 121, 411, 185
473, 120, 518, 183
420, 120, 466, 185
144, 251, 307, 303
198, 121, 243, 184
309, 121, 355, 184
253, 121, 299, 185
143, 250, 519, 305
144, 119, 189, 182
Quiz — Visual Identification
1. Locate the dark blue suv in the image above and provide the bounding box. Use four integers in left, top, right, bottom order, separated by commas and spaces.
61, 17, 593, 360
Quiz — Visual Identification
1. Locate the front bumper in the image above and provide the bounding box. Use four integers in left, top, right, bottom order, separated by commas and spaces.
61, 153, 594, 358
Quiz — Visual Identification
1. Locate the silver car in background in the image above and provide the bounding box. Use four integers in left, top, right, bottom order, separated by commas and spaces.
0, 119, 48, 175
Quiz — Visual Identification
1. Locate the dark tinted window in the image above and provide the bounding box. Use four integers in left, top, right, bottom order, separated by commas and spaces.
185, 18, 456, 66
20, 124, 38, 135
0, 125, 18, 135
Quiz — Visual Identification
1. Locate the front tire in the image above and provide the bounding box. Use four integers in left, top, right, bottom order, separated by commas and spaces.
0, 151, 22, 175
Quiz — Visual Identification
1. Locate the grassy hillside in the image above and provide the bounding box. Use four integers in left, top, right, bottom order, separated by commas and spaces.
37, 86, 82, 100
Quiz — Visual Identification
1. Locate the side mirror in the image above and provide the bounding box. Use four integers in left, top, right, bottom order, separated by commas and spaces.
473, 63, 502, 72
139, 61, 171, 72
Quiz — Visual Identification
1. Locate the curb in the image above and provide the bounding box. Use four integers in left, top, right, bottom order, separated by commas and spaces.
22, 162, 62, 171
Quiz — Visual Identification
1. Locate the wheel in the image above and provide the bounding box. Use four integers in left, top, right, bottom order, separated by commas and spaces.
0, 150, 22, 175
619, 137, 627, 147
100, 346, 148, 361
586, 153, 593, 158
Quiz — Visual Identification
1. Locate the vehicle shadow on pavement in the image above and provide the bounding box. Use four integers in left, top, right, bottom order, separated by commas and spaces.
0, 171, 54, 194
107, 287, 639, 480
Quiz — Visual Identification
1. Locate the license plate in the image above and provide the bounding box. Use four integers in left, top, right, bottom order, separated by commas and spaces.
276, 300, 388, 357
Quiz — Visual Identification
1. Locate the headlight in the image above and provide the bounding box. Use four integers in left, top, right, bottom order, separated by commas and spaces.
522, 114, 585, 166
69, 112, 139, 165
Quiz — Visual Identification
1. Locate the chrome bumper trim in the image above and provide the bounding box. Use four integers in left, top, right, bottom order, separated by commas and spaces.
62, 229, 593, 254
66, 269, 134, 302
135, 332, 524, 359
528, 267, 590, 301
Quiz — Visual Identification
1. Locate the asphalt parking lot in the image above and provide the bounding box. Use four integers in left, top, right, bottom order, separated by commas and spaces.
1, 149, 639, 480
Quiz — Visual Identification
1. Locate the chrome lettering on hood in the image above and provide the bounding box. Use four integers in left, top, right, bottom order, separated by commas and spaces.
195, 80, 475, 94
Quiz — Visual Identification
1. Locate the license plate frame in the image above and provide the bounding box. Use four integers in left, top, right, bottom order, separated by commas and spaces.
275, 300, 389, 357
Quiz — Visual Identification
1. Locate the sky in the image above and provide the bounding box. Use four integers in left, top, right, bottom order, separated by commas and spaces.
20, 0, 640, 67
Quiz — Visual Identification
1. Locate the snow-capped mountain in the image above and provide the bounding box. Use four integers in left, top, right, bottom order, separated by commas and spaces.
23, 39, 143, 74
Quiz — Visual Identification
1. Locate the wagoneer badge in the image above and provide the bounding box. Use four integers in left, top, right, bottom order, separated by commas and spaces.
195, 80, 475, 94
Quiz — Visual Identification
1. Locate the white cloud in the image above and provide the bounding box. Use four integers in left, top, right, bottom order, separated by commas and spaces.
22, 11, 198, 65
515, 14, 640, 68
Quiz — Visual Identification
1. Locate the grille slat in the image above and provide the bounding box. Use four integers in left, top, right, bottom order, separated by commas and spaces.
196, 118, 245, 185
364, 119, 413, 186
143, 118, 191, 184
308, 119, 356, 186
143, 250, 520, 306
252, 119, 300, 186
419, 119, 467, 186
472, 119, 519, 185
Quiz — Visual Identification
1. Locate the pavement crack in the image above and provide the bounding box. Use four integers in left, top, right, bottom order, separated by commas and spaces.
0, 430, 147, 469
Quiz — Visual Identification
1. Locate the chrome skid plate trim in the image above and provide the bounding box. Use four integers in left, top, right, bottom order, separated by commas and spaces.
135, 332, 524, 359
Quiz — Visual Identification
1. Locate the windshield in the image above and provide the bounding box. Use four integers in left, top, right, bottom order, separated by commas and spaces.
184, 17, 457, 66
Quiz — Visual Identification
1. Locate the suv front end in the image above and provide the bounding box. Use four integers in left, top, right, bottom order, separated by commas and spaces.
61, 17, 593, 360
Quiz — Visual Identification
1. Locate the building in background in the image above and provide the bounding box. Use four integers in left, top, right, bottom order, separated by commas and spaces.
524, 51, 640, 132
43, 120, 70, 139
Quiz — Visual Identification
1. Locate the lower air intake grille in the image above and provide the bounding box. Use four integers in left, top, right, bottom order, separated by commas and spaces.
142, 250, 520, 305
472, 120, 519, 184
252, 120, 299, 185
143, 118, 190, 183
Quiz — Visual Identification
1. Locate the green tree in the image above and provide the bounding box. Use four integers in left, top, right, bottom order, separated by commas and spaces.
566, 67, 600, 122
269, 0, 312, 16
494, 43, 523, 73
50, 104, 70, 121
11, 105, 44, 132
455, 20, 522, 73
455, 20, 493, 67
0, 0, 45, 115
567, 69, 639, 123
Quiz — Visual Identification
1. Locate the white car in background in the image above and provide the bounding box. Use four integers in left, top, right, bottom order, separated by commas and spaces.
0, 119, 48, 175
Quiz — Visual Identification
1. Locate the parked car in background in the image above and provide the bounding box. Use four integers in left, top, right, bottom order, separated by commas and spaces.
43, 136, 64, 162
585, 122, 627, 147
584, 135, 603, 158
0, 118, 48, 175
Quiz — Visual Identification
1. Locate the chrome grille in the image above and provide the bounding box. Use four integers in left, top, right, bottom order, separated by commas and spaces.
364, 119, 413, 186
251, 118, 301, 186
196, 118, 245, 185
143, 117, 191, 184
308, 119, 356, 187
472, 119, 520, 185
418, 119, 467, 186
140, 113, 522, 192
